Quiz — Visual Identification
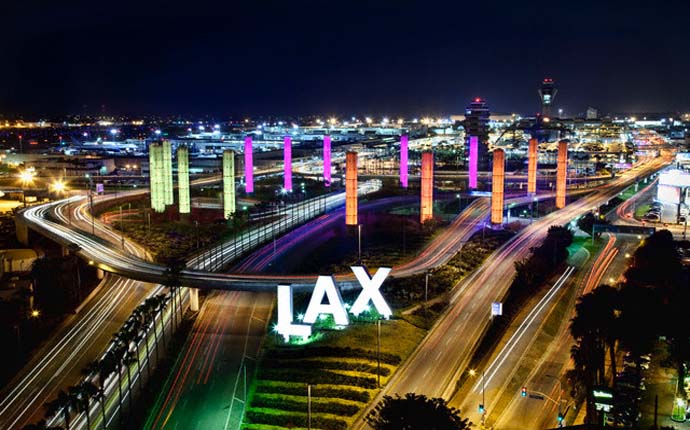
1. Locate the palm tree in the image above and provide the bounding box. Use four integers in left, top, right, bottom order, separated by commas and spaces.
103, 349, 124, 426
142, 297, 160, 366
44, 390, 75, 430
70, 382, 96, 430
22, 419, 65, 430
163, 259, 184, 331
82, 359, 110, 430
123, 318, 144, 397
154, 294, 168, 349
132, 306, 152, 380
111, 333, 134, 415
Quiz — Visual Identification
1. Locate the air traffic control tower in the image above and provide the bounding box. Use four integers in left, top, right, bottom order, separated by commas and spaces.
538, 78, 557, 116
464, 97, 491, 171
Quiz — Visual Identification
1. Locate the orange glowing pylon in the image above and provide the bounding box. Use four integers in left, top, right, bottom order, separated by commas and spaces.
346, 152, 358, 226
420, 152, 434, 223
491, 149, 505, 225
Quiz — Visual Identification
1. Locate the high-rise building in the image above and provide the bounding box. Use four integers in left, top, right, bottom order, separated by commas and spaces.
464, 98, 490, 171
538, 78, 557, 116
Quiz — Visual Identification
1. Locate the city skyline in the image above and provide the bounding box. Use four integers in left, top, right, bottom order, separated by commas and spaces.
3, 0, 690, 117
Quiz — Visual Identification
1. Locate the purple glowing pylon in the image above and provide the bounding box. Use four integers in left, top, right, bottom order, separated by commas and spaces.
323, 135, 331, 187
400, 134, 409, 188
244, 135, 253, 193
469, 135, 478, 189
284, 135, 292, 191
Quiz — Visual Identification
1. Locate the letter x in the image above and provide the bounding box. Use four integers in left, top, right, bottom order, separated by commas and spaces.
350, 266, 392, 318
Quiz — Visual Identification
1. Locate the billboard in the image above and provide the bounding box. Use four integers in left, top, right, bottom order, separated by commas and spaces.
657, 184, 680, 204
659, 169, 690, 187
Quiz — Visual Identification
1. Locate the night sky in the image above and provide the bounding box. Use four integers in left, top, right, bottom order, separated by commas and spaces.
3, 0, 690, 117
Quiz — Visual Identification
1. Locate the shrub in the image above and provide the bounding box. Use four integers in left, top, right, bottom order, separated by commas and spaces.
268, 346, 401, 365
254, 383, 370, 402
245, 410, 347, 430
251, 395, 360, 416
261, 359, 391, 376
258, 368, 378, 389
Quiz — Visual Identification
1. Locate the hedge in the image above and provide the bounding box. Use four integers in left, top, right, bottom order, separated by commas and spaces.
268, 346, 401, 365
251, 395, 360, 416
258, 368, 378, 389
261, 359, 391, 377
245, 410, 347, 430
254, 383, 370, 402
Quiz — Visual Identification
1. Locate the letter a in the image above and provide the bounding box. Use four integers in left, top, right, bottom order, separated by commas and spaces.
303, 275, 349, 326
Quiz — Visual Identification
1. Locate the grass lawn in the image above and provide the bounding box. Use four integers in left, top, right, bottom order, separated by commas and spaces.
244, 319, 425, 430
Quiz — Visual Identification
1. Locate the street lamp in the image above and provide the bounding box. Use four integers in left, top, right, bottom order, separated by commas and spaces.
18, 169, 35, 207
469, 369, 486, 425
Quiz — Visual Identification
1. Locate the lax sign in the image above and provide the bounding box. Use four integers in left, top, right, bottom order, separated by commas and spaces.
276, 266, 392, 342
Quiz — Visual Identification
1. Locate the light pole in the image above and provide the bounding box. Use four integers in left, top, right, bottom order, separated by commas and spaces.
457, 193, 462, 213
85, 174, 94, 235
424, 270, 431, 305
377, 319, 381, 388
19, 169, 35, 208
358, 224, 362, 262
307, 384, 312, 430
469, 369, 486, 426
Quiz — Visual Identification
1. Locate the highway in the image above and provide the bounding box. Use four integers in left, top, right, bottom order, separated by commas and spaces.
352, 156, 670, 430
489, 233, 640, 430
20, 181, 383, 291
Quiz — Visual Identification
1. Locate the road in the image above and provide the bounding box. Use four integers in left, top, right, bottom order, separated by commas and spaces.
0, 275, 165, 430
352, 155, 670, 430
489, 233, 640, 430
20, 181, 383, 291
144, 291, 273, 430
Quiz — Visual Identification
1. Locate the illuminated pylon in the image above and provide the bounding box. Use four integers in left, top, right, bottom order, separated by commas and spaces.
177, 146, 190, 214
345, 152, 358, 226
244, 136, 253, 193
284, 136, 292, 192
527, 138, 537, 196
556, 140, 567, 209
420, 152, 434, 223
491, 149, 505, 225
469, 135, 478, 189
149, 143, 165, 213
223, 150, 236, 219
400, 135, 409, 188
163, 140, 173, 205
324, 135, 331, 187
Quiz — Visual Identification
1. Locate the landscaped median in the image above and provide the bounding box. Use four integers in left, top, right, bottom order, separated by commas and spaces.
243, 323, 424, 430
242, 226, 518, 430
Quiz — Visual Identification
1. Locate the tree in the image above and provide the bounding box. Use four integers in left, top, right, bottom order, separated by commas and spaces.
22, 419, 64, 430
44, 390, 76, 430
70, 382, 96, 430
365, 393, 471, 430
577, 212, 596, 236
162, 259, 184, 331
82, 359, 110, 430
570, 285, 620, 385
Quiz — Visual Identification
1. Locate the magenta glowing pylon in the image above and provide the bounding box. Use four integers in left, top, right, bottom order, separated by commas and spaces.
400, 134, 409, 188
323, 135, 332, 187
468, 135, 478, 189
244, 135, 253, 193
284, 136, 292, 191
